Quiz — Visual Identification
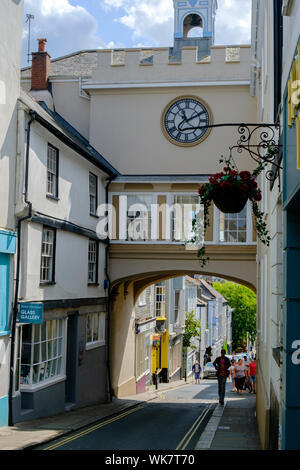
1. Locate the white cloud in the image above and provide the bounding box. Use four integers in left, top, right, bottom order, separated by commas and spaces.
102, 0, 174, 46
101, 0, 251, 46
22, 0, 104, 65
215, 0, 252, 44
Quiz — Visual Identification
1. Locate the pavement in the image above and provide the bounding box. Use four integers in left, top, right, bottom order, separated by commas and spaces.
0, 377, 261, 451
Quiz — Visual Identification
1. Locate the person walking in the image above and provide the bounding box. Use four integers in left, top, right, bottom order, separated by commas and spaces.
192, 360, 201, 384
229, 359, 237, 392
243, 355, 251, 392
249, 356, 257, 393
233, 358, 248, 394
213, 349, 231, 405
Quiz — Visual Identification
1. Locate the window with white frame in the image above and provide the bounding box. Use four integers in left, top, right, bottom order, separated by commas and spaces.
219, 206, 248, 243
47, 145, 59, 197
89, 172, 98, 216
127, 194, 152, 241
88, 240, 98, 284
136, 331, 151, 380
172, 195, 200, 241
138, 289, 147, 306
18, 319, 65, 388
155, 283, 166, 317
86, 312, 106, 348
40, 227, 56, 283
174, 291, 180, 325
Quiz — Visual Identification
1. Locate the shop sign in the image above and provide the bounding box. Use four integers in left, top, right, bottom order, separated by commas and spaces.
153, 335, 161, 347
19, 303, 43, 324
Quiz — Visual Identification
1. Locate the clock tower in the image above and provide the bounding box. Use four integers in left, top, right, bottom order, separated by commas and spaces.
171, 0, 218, 61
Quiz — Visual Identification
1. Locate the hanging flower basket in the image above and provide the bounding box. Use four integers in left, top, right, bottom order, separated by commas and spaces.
211, 188, 248, 214
191, 158, 271, 268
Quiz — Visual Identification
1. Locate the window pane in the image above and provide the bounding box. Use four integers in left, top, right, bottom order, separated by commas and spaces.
93, 314, 99, 342
57, 358, 62, 375
47, 341, 52, 359
219, 206, 248, 244
88, 241, 97, 283
41, 342, 46, 361
51, 359, 57, 377
127, 195, 152, 241
21, 343, 31, 364
40, 228, 55, 282
89, 173, 97, 214
53, 338, 57, 357
41, 323, 47, 341
20, 365, 31, 385
47, 146, 58, 196
22, 324, 32, 343
52, 320, 57, 339
39, 362, 45, 382
57, 338, 62, 355
33, 344, 40, 364
33, 365, 40, 384
34, 325, 40, 343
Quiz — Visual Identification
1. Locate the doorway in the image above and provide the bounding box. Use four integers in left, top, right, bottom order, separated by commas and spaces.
65, 312, 78, 407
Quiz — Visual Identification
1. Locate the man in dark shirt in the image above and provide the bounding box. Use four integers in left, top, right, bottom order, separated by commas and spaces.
213, 349, 231, 405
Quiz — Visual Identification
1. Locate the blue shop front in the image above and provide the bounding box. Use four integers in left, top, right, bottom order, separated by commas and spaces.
0, 229, 16, 426
282, 40, 300, 450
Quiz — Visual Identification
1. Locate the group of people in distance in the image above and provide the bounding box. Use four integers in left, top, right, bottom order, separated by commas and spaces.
213, 349, 257, 406
191, 349, 257, 406
229, 355, 256, 395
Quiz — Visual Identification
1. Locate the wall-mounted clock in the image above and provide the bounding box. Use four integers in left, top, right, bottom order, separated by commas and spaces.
161, 96, 213, 147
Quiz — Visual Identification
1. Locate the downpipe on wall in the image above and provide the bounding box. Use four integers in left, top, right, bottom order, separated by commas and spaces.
8, 110, 36, 426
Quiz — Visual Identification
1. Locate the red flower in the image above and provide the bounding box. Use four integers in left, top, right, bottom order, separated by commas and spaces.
239, 171, 251, 181
253, 191, 262, 201
198, 185, 205, 195
240, 183, 249, 193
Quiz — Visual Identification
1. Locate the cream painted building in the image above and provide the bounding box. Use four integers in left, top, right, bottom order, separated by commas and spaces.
20, 0, 258, 400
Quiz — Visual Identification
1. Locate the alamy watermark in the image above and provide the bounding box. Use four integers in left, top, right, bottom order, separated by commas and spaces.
94, 200, 205, 248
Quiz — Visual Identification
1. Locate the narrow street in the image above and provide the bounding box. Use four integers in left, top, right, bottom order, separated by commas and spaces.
35, 380, 223, 451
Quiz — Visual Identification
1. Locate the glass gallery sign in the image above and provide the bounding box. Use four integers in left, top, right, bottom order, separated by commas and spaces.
18, 302, 44, 324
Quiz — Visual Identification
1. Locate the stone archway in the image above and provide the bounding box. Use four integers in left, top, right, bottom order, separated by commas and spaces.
108, 243, 256, 397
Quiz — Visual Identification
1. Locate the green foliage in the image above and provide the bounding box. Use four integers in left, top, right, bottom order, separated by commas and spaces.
213, 281, 257, 350
183, 311, 201, 350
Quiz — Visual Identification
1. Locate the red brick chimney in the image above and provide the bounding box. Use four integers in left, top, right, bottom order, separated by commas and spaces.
30, 38, 51, 91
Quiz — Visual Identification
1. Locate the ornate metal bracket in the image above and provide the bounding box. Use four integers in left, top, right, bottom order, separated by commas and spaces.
198, 122, 282, 190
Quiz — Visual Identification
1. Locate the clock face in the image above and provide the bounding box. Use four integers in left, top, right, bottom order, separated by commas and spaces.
162, 96, 212, 146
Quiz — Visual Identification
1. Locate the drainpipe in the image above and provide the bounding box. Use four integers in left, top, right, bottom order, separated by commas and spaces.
104, 176, 116, 402
8, 110, 36, 426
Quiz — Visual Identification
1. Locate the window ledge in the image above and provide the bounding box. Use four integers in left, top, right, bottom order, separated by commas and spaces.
89, 213, 99, 219
46, 194, 60, 202
86, 340, 105, 351
20, 375, 66, 392
88, 283, 100, 287
40, 281, 56, 286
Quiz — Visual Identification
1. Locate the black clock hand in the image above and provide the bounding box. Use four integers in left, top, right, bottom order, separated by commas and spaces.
178, 110, 207, 131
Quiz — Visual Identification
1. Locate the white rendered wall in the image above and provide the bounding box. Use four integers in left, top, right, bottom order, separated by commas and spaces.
0, 0, 24, 230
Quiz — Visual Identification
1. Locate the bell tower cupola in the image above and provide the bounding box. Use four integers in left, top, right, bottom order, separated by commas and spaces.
171, 0, 218, 61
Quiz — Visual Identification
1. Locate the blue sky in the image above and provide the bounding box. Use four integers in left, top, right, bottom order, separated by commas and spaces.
22, 0, 252, 67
